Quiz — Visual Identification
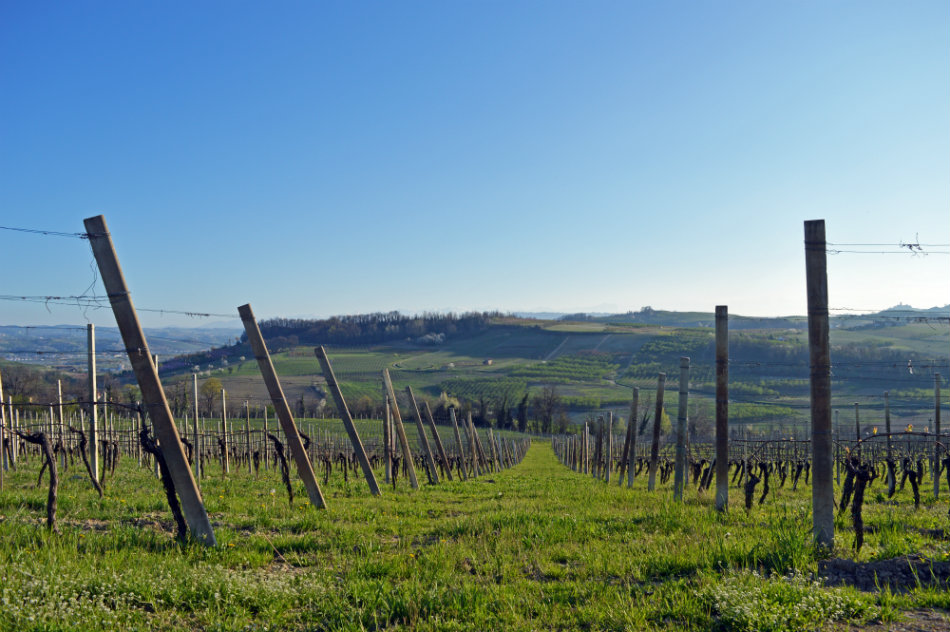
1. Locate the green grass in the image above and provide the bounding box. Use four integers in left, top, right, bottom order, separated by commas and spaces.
1, 443, 949, 630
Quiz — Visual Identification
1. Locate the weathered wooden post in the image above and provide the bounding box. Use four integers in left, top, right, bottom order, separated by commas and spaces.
715, 306, 729, 511
422, 401, 453, 481
192, 373, 201, 481
314, 346, 381, 495
244, 401, 252, 474
86, 323, 99, 481
628, 387, 639, 488
239, 303, 326, 508
673, 357, 689, 501
448, 407, 468, 481
84, 214, 216, 546
382, 369, 419, 489
465, 411, 481, 476
854, 402, 861, 445
647, 373, 666, 491
804, 219, 834, 550
605, 412, 613, 483
934, 373, 942, 499
884, 392, 892, 462
405, 386, 439, 484
384, 396, 392, 484
220, 389, 229, 474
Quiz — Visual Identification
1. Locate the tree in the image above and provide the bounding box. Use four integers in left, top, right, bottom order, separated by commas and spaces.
516, 393, 529, 433
200, 377, 222, 417
532, 385, 562, 434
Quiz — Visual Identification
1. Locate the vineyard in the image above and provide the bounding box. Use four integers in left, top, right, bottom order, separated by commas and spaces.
0, 216, 947, 631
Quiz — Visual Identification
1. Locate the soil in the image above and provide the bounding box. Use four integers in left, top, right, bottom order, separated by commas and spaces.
819, 555, 950, 592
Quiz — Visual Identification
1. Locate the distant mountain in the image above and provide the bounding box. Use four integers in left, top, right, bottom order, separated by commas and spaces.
0, 325, 242, 371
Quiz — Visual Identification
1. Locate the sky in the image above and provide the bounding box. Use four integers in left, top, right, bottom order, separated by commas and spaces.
1, 1, 947, 329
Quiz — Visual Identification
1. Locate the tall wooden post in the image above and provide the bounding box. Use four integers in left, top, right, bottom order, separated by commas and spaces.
804, 219, 834, 550
934, 373, 942, 499
244, 401, 252, 475
604, 412, 613, 483
384, 396, 392, 483
647, 372, 666, 491
715, 306, 729, 511
422, 401, 453, 481
627, 387, 639, 488
192, 373, 201, 481
382, 369, 419, 489
84, 214, 215, 546
674, 357, 689, 501
86, 323, 99, 481
239, 303, 326, 508
314, 346, 381, 495
405, 386, 440, 484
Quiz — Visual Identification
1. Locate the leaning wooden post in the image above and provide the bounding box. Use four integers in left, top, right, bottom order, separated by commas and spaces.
627, 387, 639, 488
314, 346, 381, 495
405, 386, 440, 484
715, 306, 729, 511
239, 303, 326, 508
84, 214, 215, 546
804, 219, 834, 550
448, 407, 469, 481
647, 372, 666, 491
422, 401, 453, 481
934, 373, 942, 499
465, 411, 481, 476
673, 357, 689, 501
382, 369, 419, 489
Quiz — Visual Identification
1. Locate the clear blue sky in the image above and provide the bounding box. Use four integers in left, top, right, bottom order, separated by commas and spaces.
2, 1, 947, 328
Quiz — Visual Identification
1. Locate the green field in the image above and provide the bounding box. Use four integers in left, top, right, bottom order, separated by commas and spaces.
2, 443, 949, 630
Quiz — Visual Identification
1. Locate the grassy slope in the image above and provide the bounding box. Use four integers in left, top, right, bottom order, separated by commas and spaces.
1, 443, 948, 630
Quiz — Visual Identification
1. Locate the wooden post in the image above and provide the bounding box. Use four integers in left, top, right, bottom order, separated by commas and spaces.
804, 219, 834, 550
628, 387, 639, 488
854, 402, 860, 444
239, 303, 326, 508
192, 373, 201, 481
647, 373, 666, 491
673, 357, 689, 501
384, 396, 392, 484
449, 407, 468, 481
0, 370, 4, 489
715, 306, 729, 511
884, 392, 892, 462
87, 323, 99, 481
84, 214, 215, 546
382, 369, 419, 489
605, 412, 613, 483
220, 389, 229, 474
422, 401, 453, 481
405, 386, 440, 484
934, 373, 942, 499
314, 346, 381, 495
244, 401, 252, 475
465, 411, 481, 476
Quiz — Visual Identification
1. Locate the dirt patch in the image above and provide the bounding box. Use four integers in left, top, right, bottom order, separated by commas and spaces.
831, 609, 950, 631
819, 555, 950, 592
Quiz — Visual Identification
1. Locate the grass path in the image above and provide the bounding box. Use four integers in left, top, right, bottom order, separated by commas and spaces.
0, 443, 947, 630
